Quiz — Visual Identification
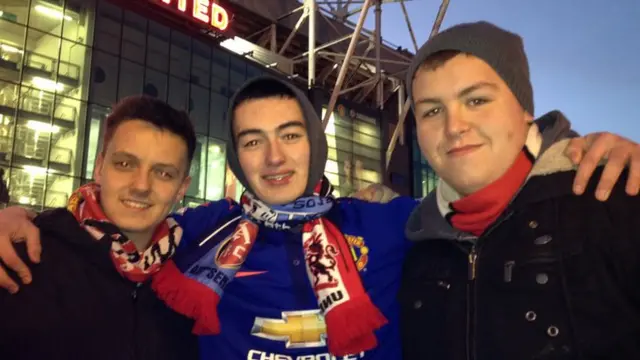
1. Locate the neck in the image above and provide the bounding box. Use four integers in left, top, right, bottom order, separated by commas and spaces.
123, 231, 154, 251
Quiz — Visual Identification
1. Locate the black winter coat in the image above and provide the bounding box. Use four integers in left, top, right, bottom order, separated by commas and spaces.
400, 140, 640, 360
0, 208, 199, 360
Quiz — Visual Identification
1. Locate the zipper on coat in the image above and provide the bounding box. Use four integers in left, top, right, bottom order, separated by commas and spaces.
132, 282, 142, 360
466, 245, 477, 360
465, 211, 514, 360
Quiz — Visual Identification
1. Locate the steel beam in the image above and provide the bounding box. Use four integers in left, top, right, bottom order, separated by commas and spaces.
278, 8, 308, 55
318, 52, 409, 66
399, 0, 418, 52
321, 0, 373, 129
385, 0, 451, 168
308, 0, 317, 88
375, 0, 383, 108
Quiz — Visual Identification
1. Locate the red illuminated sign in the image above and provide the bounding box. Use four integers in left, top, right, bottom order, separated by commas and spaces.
158, 0, 229, 31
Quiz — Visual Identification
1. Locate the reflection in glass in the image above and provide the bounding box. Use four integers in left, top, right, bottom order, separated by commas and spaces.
187, 135, 207, 199
206, 138, 226, 201
322, 107, 382, 195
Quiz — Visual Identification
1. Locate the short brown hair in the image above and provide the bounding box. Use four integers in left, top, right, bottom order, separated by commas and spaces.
419, 50, 465, 72
102, 95, 196, 164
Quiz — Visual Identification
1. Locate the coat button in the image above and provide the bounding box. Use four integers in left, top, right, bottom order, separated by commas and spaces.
293, 259, 301, 266
525, 311, 537, 321
536, 273, 549, 285
414, 300, 423, 309
529, 220, 538, 229
547, 326, 560, 337
534, 235, 552, 245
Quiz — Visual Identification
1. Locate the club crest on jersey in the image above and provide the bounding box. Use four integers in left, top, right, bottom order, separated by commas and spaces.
304, 231, 339, 291
345, 234, 369, 271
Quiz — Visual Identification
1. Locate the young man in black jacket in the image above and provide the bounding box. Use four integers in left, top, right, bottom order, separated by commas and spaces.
401, 21, 640, 359
0, 95, 199, 360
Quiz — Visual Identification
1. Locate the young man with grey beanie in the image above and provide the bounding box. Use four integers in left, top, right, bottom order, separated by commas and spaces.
401, 20, 640, 359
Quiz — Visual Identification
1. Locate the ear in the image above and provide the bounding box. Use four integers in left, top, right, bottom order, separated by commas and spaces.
175, 175, 191, 203
93, 153, 105, 184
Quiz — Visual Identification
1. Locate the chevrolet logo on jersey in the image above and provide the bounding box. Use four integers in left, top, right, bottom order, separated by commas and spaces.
251, 310, 327, 348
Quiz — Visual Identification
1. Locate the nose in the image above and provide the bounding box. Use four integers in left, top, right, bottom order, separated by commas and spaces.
444, 105, 471, 139
265, 139, 286, 167
130, 168, 152, 195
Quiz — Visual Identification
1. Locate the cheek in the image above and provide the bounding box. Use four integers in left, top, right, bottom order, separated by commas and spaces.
417, 124, 440, 158
238, 152, 260, 175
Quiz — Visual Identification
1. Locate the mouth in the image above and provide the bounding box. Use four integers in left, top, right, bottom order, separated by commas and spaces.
121, 199, 152, 211
261, 171, 294, 186
447, 144, 483, 157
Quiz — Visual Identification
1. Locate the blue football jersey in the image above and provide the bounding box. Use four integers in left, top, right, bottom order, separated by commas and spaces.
172, 196, 418, 360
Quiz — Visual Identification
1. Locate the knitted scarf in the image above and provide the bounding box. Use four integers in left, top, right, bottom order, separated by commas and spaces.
67, 182, 183, 282
153, 178, 387, 356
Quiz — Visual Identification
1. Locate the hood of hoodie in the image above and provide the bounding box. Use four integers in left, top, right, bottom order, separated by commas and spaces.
225, 76, 328, 199
405, 110, 579, 243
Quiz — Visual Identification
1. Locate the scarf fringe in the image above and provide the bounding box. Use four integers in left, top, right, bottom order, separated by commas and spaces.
152, 261, 221, 334
325, 294, 388, 356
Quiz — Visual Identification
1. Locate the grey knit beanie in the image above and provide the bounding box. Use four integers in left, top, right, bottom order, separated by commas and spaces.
406, 21, 534, 115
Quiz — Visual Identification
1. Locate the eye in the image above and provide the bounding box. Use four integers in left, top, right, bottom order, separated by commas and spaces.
422, 107, 442, 119
114, 161, 131, 169
156, 170, 174, 179
282, 133, 302, 141
243, 139, 259, 148
468, 98, 489, 107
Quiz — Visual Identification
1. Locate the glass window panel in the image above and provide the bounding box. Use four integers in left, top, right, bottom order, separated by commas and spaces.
209, 92, 227, 139
84, 104, 109, 178
89, 50, 119, 107
24, 27, 61, 84
191, 40, 210, 88
146, 20, 169, 72
186, 135, 207, 199
121, 10, 146, 64
169, 31, 190, 80
8, 166, 50, 210
205, 137, 226, 200
0, 20, 27, 84
58, 39, 90, 100
117, 59, 143, 100
62, 0, 96, 45
211, 75, 228, 96
211, 49, 229, 80
0, 165, 8, 207
143, 68, 167, 101
189, 85, 209, 135
28, 0, 64, 36
45, 173, 80, 209
93, 0, 122, 55
0, 0, 29, 25
49, 96, 86, 177
246, 64, 262, 79
167, 76, 188, 112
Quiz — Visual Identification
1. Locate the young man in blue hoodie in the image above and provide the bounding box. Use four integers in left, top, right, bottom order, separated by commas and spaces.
0, 75, 638, 360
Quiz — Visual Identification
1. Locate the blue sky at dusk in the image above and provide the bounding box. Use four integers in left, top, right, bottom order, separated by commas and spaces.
357, 0, 640, 140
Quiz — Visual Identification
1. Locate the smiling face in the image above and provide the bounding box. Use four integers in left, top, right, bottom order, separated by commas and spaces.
412, 53, 532, 195
94, 119, 191, 243
233, 96, 310, 205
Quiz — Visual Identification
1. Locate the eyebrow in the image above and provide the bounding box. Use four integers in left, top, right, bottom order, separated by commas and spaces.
236, 120, 306, 140
415, 81, 499, 105
111, 151, 182, 173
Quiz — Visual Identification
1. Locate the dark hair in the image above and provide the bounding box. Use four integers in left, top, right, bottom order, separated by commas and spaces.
419, 50, 465, 71
231, 78, 297, 112
102, 95, 196, 165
